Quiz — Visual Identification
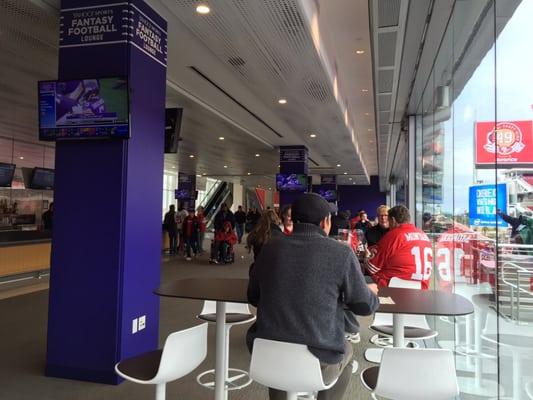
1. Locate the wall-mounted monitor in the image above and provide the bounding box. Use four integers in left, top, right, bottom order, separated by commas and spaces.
0, 163, 16, 187
30, 168, 54, 190
276, 173, 307, 192
318, 189, 338, 202
38, 77, 129, 141
175, 189, 195, 200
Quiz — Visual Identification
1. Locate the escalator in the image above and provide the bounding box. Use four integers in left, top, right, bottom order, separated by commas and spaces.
198, 180, 233, 231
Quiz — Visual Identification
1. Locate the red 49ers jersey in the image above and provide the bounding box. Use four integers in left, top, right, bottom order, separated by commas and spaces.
367, 223, 432, 289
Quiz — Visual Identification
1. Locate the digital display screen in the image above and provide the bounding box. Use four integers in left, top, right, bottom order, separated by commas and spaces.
38, 77, 129, 140
30, 168, 54, 190
318, 189, 337, 202
276, 174, 307, 192
0, 163, 16, 187
175, 189, 194, 200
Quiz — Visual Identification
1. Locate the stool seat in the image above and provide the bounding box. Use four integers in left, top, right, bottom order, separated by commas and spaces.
360, 366, 379, 391
116, 349, 163, 381
371, 325, 437, 339
198, 313, 255, 324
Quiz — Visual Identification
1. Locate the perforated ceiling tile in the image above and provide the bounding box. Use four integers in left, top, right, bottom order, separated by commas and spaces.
378, 0, 401, 28
378, 31, 397, 67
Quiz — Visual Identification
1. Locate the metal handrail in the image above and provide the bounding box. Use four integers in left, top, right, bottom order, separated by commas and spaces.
198, 179, 222, 208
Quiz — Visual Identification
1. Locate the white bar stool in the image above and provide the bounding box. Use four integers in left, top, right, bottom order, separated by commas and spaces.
115, 323, 208, 400
196, 300, 255, 392
250, 338, 338, 400
360, 348, 459, 400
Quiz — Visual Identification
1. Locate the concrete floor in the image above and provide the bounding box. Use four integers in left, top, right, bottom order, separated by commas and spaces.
0, 242, 379, 400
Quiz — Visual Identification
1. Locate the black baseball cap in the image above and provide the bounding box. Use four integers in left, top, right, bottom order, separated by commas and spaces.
292, 193, 338, 224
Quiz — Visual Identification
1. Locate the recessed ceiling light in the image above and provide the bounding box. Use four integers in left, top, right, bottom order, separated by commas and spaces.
219, 136, 224, 140
247, 172, 251, 175
353, 182, 356, 185
369, 140, 374, 143
172, 166, 176, 169
255, 153, 260, 157
368, 128, 373, 131
223, 165, 228, 168
343, 172, 348, 175
364, 112, 370, 116
361, 89, 369, 93
336, 164, 341, 167
197, 174, 202, 177
278, 98, 287, 104
268, 187, 272, 191
19, 156, 24, 160
349, 177, 353, 180
309, 133, 317, 138
202, 173, 207, 176
196, 4, 210, 14
278, 165, 280, 168
189, 154, 194, 158
355, 50, 365, 54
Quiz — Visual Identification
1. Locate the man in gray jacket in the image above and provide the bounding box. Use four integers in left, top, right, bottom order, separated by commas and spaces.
247, 193, 379, 400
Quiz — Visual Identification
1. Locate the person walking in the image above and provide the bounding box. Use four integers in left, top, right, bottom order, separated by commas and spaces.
163, 205, 178, 254
196, 206, 207, 254
234, 205, 247, 244
182, 209, 199, 260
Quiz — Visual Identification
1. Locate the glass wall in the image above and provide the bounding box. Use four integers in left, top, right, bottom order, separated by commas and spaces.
413, 1, 533, 398
0, 137, 55, 230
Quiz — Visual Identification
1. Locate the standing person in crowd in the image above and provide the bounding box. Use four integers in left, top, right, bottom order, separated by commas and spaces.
163, 205, 178, 254
42, 202, 54, 231
214, 203, 236, 232
246, 209, 282, 260
497, 209, 533, 244
176, 206, 188, 255
366, 205, 432, 289
365, 205, 390, 247
247, 193, 379, 400
196, 206, 207, 254
355, 210, 372, 234
234, 205, 247, 244
280, 205, 293, 235
182, 209, 199, 261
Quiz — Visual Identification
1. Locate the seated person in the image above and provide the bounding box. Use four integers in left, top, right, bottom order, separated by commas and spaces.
366, 205, 432, 289
213, 221, 237, 263
247, 193, 379, 400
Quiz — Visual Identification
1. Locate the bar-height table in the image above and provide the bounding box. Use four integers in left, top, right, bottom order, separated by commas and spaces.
155, 278, 249, 400
155, 279, 474, 399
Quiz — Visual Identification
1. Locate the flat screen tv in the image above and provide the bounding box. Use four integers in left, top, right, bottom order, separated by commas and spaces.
0, 163, 16, 187
175, 189, 194, 200
30, 168, 54, 190
318, 189, 337, 202
276, 173, 307, 192
38, 77, 130, 140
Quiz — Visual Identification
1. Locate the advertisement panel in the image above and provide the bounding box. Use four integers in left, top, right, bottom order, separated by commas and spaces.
475, 120, 533, 167
468, 183, 508, 227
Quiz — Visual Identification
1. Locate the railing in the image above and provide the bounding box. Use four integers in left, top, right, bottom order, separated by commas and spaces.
198, 179, 222, 209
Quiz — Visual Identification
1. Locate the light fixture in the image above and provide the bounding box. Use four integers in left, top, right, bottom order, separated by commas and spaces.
19, 156, 24, 160
219, 136, 224, 140
309, 133, 317, 138
171, 166, 176, 169
369, 140, 374, 143
336, 164, 341, 167
189, 154, 194, 158
255, 153, 260, 157
367, 128, 373, 131
223, 165, 228, 168
197, 174, 202, 177
361, 89, 369, 93
278, 98, 287, 104
202, 173, 207, 176
349, 177, 352, 180
196, 4, 210, 14
364, 112, 370, 116
268, 187, 272, 191
247, 172, 251, 175
343, 172, 348, 175
278, 165, 280, 168
355, 50, 365, 54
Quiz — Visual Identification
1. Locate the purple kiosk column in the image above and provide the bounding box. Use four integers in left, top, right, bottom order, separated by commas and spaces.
279, 146, 308, 207
46, 0, 167, 384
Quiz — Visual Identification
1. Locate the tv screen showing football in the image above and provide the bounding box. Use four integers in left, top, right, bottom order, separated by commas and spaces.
38, 77, 129, 140
276, 173, 307, 192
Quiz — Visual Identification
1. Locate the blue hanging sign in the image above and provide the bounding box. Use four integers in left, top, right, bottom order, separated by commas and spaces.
468, 183, 508, 227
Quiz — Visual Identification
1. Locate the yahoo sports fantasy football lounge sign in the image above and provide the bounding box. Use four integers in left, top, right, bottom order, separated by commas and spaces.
475, 120, 533, 168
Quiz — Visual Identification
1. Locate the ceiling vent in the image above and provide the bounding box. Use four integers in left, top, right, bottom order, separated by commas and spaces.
378, 0, 401, 28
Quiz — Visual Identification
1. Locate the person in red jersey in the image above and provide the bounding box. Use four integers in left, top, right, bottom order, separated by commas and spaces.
366, 205, 432, 289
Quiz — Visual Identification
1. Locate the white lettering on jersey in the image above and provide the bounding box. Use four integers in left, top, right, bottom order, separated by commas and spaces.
404, 232, 430, 242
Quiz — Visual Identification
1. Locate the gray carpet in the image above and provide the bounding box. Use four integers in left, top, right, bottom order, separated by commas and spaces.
0, 242, 377, 400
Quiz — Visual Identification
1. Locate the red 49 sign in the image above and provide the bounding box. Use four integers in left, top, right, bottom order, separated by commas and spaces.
475, 120, 533, 167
